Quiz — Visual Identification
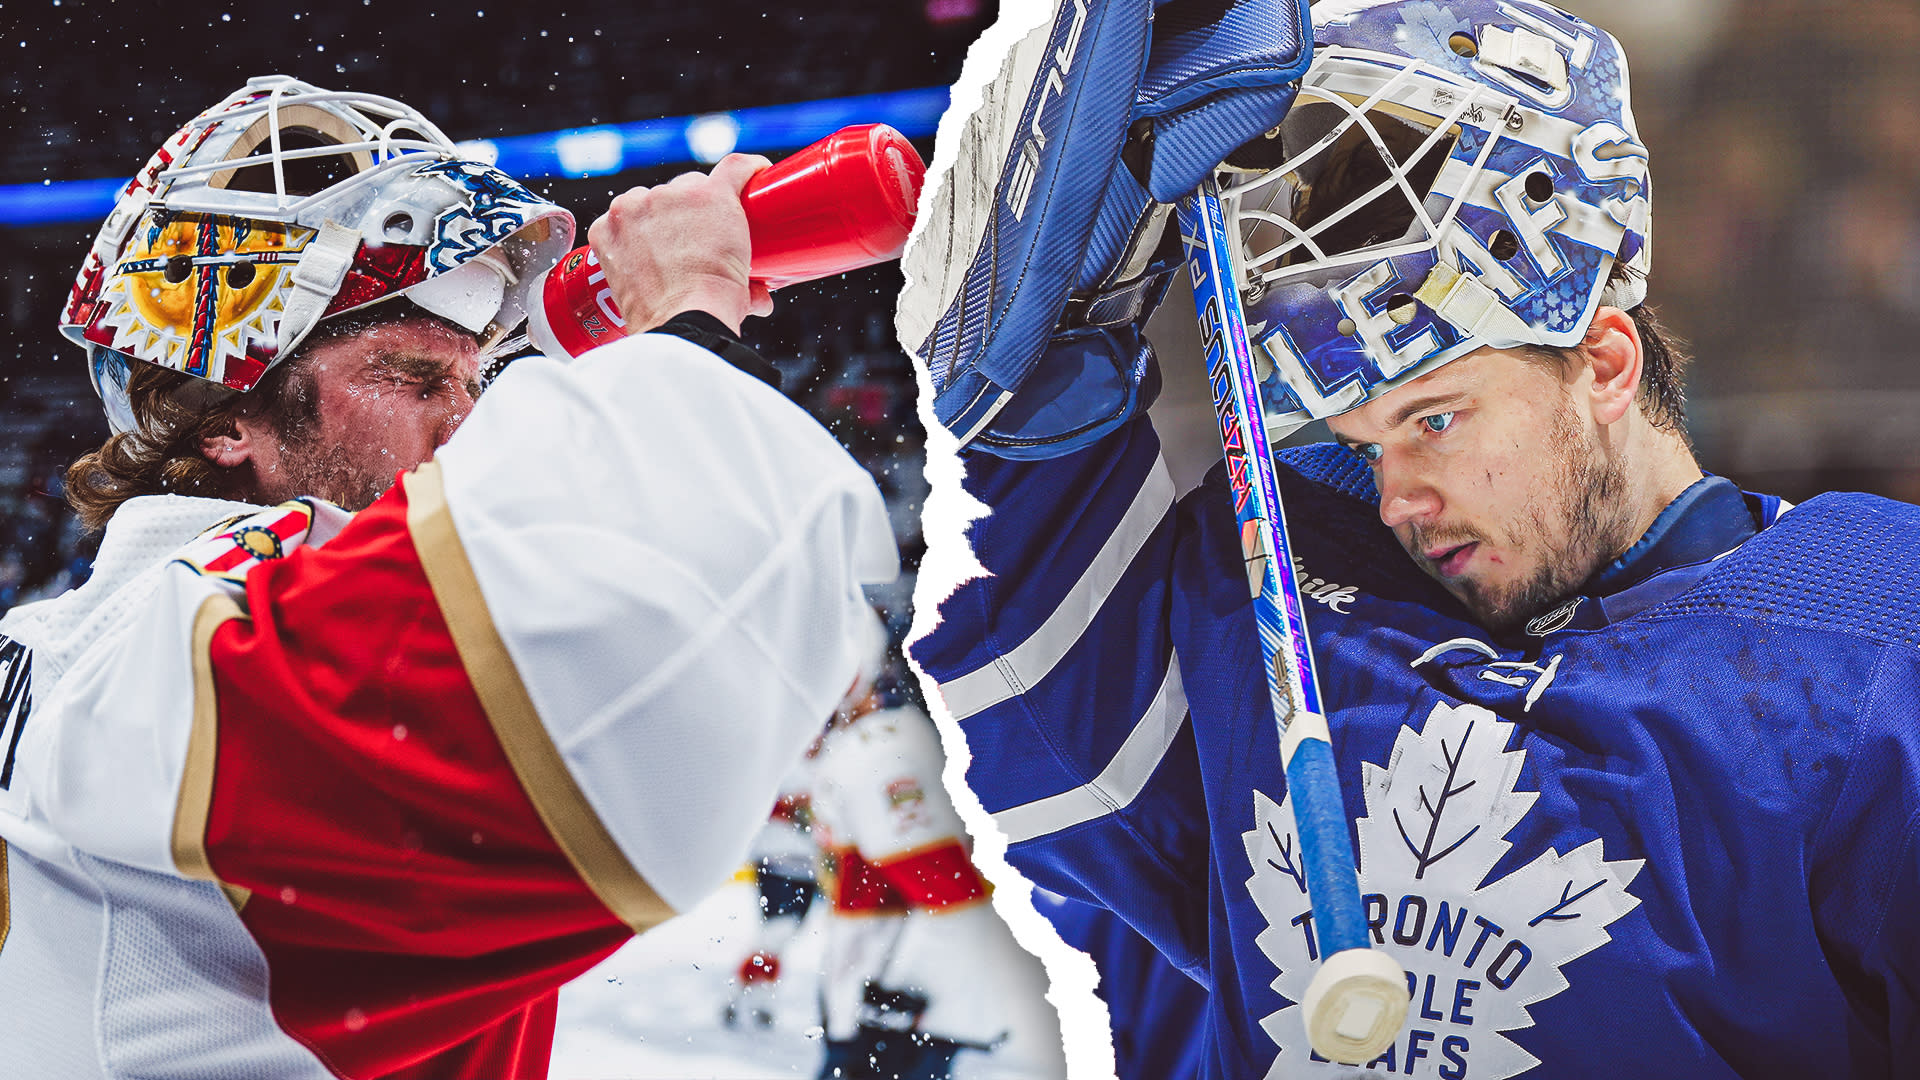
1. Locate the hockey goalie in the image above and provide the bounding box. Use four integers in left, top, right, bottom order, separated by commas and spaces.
0, 76, 895, 1079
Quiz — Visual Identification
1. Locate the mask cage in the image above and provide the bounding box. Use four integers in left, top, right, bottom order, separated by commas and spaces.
159, 82, 459, 217
1219, 52, 1514, 294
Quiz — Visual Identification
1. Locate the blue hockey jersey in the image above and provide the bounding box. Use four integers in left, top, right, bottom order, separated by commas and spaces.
1032, 888, 1210, 1080
912, 417, 1920, 1079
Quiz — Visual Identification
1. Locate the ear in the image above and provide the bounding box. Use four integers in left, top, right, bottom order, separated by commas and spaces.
1582, 306, 1642, 426
199, 415, 264, 469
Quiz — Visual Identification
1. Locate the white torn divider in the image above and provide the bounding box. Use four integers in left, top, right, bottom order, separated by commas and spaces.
896, 0, 1059, 355
896, 0, 1119, 1077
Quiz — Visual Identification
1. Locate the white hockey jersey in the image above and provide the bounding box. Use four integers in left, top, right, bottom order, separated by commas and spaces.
0, 331, 896, 1079
809, 705, 1059, 1057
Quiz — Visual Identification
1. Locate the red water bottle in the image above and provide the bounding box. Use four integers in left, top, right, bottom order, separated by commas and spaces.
526, 123, 926, 360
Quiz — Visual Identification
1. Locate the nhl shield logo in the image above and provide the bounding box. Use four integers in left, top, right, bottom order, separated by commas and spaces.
1524, 597, 1583, 636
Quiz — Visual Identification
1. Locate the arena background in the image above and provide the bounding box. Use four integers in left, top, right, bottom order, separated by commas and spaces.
0, 0, 990, 626
0, 0, 1915, 1073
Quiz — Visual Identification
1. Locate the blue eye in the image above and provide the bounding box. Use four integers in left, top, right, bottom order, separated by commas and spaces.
1421, 411, 1456, 433
1351, 442, 1383, 464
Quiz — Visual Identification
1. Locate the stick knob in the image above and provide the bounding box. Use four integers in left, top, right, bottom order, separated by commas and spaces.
1301, 947, 1409, 1064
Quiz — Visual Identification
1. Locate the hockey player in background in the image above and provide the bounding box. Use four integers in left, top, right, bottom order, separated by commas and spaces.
809, 611, 1064, 1080
723, 766, 822, 1030
904, 0, 1920, 1077
722, 609, 888, 1033
0, 76, 894, 1079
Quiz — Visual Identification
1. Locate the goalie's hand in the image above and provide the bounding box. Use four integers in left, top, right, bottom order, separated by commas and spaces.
897, 0, 1309, 460
588, 154, 776, 336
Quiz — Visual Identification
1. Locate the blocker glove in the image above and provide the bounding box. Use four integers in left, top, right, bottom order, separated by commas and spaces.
898, 0, 1312, 459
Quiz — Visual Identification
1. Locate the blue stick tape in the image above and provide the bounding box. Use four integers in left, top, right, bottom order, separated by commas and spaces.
1285, 735, 1369, 958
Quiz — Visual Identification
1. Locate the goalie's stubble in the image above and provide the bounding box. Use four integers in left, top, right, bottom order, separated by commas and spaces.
1406, 388, 1634, 633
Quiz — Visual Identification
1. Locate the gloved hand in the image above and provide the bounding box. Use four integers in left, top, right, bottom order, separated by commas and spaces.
898, 0, 1313, 459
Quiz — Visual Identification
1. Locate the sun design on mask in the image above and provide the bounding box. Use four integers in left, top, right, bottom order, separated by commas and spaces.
93, 211, 314, 383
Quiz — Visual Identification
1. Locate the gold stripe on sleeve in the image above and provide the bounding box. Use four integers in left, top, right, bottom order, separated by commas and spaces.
1, 838, 11, 955
176, 592, 253, 914
402, 460, 675, 934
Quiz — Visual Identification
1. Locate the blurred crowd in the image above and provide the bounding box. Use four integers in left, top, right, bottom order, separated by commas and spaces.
1571, 0, 1920, 500
0, 375, 101, 612
2, 0, 982, 187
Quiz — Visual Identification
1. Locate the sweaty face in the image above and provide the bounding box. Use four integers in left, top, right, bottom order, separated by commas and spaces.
1325, 349, 1634, 632
243, 313, 482, 510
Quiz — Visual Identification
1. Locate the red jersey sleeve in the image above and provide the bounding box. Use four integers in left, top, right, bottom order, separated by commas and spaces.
870, 841, 992, 910
179, 472, 640, 1079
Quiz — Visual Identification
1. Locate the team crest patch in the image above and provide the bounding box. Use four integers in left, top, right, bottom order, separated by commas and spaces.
175, 500, 324, 585
1243, 702, 1642, 1078
885, 777, 932, 833
886, 778, 925, 809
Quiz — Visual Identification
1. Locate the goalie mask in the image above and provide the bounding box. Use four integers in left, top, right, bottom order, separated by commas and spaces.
61, 75, 574, 434
1215, 0, 1651, 436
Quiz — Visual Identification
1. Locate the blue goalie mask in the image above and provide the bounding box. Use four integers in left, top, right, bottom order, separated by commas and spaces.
1218, 0, 1652, 435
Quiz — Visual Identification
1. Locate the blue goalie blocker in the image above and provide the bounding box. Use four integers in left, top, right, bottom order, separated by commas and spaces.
899, 0, 1313, 459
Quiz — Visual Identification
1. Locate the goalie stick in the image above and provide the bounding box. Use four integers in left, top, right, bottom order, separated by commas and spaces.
1176, 182, 1410, 1065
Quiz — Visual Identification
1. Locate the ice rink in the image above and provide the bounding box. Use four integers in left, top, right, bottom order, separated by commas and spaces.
551, 880, 1067, 1079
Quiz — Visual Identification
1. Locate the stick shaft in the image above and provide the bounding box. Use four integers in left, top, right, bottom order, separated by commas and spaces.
1176, 187, 1369, 959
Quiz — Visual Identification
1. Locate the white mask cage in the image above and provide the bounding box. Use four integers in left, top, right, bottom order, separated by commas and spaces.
1220, 51, 1516, 303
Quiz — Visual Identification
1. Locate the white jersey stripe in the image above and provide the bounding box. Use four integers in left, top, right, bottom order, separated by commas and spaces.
992, 657, 1188, 845
938, 456, 1177, 721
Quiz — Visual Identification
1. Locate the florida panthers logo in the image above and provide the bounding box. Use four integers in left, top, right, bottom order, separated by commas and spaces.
173, 498, 353, 586
413, 160, 548, 273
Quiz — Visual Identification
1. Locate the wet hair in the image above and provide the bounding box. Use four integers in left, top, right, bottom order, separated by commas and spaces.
1622, 298, 1690, 436
63, 304, 428, 532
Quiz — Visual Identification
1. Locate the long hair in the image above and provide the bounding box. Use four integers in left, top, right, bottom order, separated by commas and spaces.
63, 357, 318, 533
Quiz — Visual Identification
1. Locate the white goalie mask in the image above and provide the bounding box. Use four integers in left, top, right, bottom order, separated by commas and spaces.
61, 75, 575, 434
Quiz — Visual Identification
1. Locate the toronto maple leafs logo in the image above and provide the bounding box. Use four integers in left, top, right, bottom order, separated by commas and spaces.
1243, 702, 1641, 1078
1391, 2, 1476, 69
413, 159, 548, 273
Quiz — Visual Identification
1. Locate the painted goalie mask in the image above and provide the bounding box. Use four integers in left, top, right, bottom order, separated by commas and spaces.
61, 75, 575, 434
1216, 0, 1651, 436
